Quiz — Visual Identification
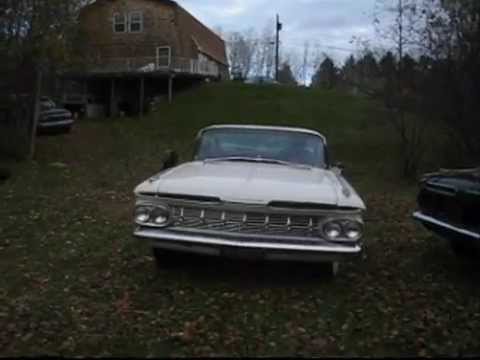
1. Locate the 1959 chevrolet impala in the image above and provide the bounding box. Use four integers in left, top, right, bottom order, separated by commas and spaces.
133, 125, 366, 276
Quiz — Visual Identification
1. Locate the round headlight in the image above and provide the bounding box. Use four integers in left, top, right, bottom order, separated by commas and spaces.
136, 213, 150, 223
344, 221, 363, 240
135, 204, 170, 227
150, 206, 170, 227
135, 206, 152, 224
323, 221, 342, 240
154, 215, 168, 225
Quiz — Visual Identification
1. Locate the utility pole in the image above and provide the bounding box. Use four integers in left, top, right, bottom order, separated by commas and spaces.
275, 14, 282, 82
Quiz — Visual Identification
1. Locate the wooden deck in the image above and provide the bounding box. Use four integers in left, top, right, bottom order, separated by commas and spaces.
63, 56, 220, 78
60, 55, 223, 117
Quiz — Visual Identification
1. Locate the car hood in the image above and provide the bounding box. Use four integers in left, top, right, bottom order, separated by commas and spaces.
135, 161, 366, 209
422, 167, 480, 196
40, 108, 72, 119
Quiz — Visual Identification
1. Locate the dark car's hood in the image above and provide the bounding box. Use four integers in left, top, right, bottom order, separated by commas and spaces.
40, 108, 72, 123
418, 168, 480, 230
41, 108, 71, 117
423, 167, 480, 178
422, 167, 480, 191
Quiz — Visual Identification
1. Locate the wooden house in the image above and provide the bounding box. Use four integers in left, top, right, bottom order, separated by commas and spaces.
62, 0, 229, 117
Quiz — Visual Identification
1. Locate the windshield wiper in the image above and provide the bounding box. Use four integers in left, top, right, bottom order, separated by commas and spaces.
204, 156, 313, 169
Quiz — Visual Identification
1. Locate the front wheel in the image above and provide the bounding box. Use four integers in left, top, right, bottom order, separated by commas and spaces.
152, 248, 183, 268
317, 261, 340, 279
450, 240, 479, 258
0, 168, 11, 182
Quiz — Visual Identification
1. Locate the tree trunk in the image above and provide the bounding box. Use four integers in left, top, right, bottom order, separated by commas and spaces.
28, 67, 42, 160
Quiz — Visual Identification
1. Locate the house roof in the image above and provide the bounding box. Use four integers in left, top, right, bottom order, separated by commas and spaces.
172, 2, 228, 65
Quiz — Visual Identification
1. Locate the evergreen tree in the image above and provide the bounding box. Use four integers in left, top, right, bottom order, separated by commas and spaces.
277, 63, 297, 85
341, 55, 356, 85
311, 57, 338, 89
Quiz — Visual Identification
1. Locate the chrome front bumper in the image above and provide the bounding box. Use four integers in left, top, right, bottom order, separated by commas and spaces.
413, 211, 480, 240
134, 228, 362, 262
38, 119, 74, 128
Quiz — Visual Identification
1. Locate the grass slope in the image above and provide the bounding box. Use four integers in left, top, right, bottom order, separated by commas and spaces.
0, 83, 479, 357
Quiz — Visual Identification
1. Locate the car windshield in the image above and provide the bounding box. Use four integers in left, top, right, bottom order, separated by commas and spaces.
195, 128, 327, 168
40, 100, 55, 110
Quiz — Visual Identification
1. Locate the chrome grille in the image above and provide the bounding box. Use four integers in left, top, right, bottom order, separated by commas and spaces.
170, 204, 323, 238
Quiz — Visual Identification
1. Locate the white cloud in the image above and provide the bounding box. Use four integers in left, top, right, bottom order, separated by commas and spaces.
178, 0, 378, 62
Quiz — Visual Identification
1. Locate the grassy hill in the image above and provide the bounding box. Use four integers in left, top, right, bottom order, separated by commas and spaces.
36, 82, 405, 193
0, 83, 479, 357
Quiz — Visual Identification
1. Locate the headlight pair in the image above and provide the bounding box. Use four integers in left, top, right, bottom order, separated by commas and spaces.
323, 219, 363, 242
135, 204, 171, 227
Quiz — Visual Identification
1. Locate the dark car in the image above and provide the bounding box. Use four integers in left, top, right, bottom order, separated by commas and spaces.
37, 97, 74, 134
413, 168, 480, 255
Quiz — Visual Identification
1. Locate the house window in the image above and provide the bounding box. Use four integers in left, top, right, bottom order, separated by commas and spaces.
129, 12, 143, 33
113, 13, 127, 33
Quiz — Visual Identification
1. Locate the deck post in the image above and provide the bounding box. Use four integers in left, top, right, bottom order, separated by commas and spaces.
61, 77, 66, 104
82, 79, 87, 118
168, 74, 173, 104
110, 78, 115, 118
83, 79, 87, 99
139, 76, 145, 117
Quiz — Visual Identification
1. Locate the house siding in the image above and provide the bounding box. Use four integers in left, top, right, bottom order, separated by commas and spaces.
65, 0, 229, 118
79, 0, 178, 61
79, 0, 228, 78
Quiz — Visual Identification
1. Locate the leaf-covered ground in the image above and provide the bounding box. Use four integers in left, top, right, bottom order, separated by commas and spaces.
1, 83, 479, 357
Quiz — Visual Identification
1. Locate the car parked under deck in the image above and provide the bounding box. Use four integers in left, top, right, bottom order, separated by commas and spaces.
37, 97, 74, 134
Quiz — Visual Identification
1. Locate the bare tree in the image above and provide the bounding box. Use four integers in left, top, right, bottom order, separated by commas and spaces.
301, 41, 310, 86
226, 21, 277, 80
420, 0, 480, 164
262, 22, 276, 80
226, 28, 257, 79
0, 0, 88, 159
375, 0, 429, 177
256, 21, 276, 79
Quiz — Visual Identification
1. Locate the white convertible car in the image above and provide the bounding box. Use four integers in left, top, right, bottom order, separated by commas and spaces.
133, 125, 366, 276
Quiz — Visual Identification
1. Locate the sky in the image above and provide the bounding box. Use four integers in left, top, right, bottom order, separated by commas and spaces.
178, 0, 379, 65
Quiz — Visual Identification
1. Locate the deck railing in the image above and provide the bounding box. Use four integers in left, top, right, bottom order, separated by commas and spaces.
67, 56, 220, 77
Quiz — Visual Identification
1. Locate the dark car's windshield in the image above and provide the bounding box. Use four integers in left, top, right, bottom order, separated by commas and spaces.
40, 99, 55, 111
194, 128, 327, 168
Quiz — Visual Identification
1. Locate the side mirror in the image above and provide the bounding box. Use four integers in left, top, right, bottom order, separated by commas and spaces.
332, 161, 345, 174
335, 161, 345, 170
162, 149, 179, 170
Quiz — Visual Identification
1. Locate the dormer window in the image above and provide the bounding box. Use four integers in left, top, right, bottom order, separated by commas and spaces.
113, 13, 127, 33
129, 12, 143, 33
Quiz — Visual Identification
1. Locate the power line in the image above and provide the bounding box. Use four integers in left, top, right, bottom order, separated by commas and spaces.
227, 36, 358, 53
288, 45, 356, 53
282, 41, 358, 53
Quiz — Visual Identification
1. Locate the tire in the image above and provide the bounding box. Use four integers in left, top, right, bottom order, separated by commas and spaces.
152, 248, 182, 268
63, 126, 72, 134
450, 240, 478, 258
0, 168, 11, 182
317, 261, 340, 279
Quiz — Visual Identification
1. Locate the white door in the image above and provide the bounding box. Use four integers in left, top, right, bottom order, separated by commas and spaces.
156, 46, 171, 69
